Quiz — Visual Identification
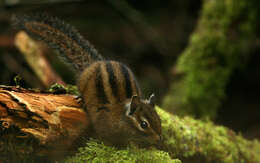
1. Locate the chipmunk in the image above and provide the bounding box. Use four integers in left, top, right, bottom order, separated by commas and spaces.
12, 13, 162, 147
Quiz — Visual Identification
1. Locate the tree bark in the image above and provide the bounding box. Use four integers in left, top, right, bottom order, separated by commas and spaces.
0, 85, 89, 162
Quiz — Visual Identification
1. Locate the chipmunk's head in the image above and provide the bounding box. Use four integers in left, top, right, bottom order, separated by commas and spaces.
124, 94, 162, 146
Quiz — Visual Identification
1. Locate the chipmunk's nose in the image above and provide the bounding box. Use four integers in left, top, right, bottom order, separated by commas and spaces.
155, 134, 162, 143
154, 134, 163, 147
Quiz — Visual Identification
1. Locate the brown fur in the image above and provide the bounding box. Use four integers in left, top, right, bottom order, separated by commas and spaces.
112, 62, 128, 101
13, 14, 162, 147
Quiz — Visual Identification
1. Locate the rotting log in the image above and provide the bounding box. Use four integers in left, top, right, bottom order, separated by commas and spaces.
0, 85, 89, 161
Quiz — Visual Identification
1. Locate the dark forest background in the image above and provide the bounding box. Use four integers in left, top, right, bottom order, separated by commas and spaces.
0, 0, 259, 142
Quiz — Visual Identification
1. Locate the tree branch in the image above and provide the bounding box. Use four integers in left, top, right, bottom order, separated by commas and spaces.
0, 85, 259, 162
14, 31, 65, 87
163, 0, 260, 119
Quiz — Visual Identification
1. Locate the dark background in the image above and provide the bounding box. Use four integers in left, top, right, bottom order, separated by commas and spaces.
0, 0, 259, 140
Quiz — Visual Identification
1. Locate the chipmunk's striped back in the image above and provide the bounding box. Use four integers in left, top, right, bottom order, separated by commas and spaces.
13, 14, 162, 147
79, 61, 141, 105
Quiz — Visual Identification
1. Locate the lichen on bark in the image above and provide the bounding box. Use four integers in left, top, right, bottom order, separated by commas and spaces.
163, 0, 260, 119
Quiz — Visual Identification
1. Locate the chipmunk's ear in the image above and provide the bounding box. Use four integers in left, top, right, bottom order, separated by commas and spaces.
148, 93, 155, 107
128, 95, 141, 115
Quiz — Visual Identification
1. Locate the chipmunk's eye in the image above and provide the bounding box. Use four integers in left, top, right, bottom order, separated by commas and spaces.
140, 121, 148, 129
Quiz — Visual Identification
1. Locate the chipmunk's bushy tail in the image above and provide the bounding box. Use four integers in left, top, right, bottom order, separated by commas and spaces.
12, 13, 103, 72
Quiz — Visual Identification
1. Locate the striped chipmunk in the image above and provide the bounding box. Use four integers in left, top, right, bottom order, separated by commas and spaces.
12, 14, 162, 147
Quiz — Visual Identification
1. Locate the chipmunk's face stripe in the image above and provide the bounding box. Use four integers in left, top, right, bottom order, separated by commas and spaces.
96, 64, 108, 104
106, 61, 119, 100
145, 109, 161, 136
119, 63, 132, 98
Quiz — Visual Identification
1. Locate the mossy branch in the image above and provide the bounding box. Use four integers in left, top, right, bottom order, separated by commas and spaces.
0, 86, 259, 162
66, 107, 260, 163
163, 0, 260, 119
158, 108, 260, 163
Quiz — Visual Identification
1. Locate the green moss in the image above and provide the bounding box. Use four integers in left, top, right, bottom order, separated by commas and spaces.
65, 107, 260, 163
2, 107, 259, 162
49, 83, 80, 95
65, 139, 181, 163
65, 84, 80, 95
163, 0, 260, 119
157, 107, 260, 163
14, 75, 23, 86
